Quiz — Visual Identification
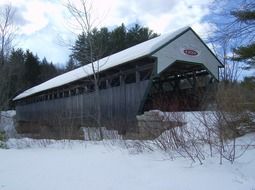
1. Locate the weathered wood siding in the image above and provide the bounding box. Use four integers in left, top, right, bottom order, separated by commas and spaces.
16, 80, 150, 127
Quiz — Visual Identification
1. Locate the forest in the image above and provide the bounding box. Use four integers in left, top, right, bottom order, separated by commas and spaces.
0, 20, 157, 110
0, 0, 254, 122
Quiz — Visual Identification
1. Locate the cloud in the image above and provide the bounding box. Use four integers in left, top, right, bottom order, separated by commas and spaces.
1, 0, 217, 64
19, 23, 71, 64
1, 0, 71, 63
117, 0, 180, 16
19, 1, 65, 35
112, 0, 215, 33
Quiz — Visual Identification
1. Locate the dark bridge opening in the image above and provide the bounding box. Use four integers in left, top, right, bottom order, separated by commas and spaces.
142, 61, 216, 112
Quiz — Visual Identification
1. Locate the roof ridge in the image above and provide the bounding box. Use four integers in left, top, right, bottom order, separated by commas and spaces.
13, 26, 191, 101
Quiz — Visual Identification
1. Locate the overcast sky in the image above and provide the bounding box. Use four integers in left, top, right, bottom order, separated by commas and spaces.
0, 0, 219, 65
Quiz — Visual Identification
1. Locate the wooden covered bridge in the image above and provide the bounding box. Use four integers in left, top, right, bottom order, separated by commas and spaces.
13, 26, 223, 138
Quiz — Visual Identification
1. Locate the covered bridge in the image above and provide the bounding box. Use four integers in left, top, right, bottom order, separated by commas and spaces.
13, 26, 223, 137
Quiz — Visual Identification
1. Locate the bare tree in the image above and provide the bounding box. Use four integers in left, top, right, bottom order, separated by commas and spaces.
194, 82, 253, 164
209, 0, 255, 70
210, 0, 255, 44
209, 40, 241, 82
65, 0, 104, 139
0, 4, 17, 111
0, 3, 16, 66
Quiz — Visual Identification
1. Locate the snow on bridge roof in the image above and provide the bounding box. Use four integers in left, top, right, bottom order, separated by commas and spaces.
13, 26, 222, 101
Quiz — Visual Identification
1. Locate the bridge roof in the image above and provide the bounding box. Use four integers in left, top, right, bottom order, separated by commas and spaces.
13, 26, 222, 101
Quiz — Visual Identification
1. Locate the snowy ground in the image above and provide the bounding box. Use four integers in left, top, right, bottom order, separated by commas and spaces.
0, 137, 255, 190
0, 111, 255, 190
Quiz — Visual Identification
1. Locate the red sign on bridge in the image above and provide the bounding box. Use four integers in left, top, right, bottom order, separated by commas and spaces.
183, 49, 199, 56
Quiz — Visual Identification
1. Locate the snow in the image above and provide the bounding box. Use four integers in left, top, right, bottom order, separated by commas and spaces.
0, 111, 255, 190
0, 136, 254, 190
13, 26, 190, 101
0, 110, 17, 138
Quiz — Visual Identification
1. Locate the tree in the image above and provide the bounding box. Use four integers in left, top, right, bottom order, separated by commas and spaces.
0, 48, 25, 109
71, 23, 158, 66
66, 1, 158, 139
109, 23, 127, 54
233, 43, 255, 69
23, 50, 41, 88
72, 27, 111, 66
38, 57, 58, 82
231, 4, 255, 69
7, 48, 25, 98
126, 23, 158, 47
0, 48, 61, 110
240, 76, 255, 111
66, 0, 104, 139
0, 4, 17, 110
211, 0, 255, 70
65, 55, 78, 71
0, 4, 17, 66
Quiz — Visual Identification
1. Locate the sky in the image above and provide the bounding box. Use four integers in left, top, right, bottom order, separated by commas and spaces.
0, 0, 219, 65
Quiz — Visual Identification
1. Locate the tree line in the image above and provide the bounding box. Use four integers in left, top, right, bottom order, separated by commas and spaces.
68, 23, 158, 69
0, 12, 158, 110
0, 49, 63, 109
0, 0, 254, 111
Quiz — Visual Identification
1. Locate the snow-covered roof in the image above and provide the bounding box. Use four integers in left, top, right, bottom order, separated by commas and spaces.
14, 26, 191, 101
14, 26, 222, 101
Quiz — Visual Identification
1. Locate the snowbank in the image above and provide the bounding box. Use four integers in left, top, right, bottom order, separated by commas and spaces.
0, 135, 254, 190
0, 110, 17, 138
0, 111, 255, 190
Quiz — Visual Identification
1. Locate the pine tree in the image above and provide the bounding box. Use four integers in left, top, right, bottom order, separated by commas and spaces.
39, 57, 58, 82
126, 23, 158, 47
71, 23, 158, 66
23, 50, 41, 87
72, 27, 111, 66
212, 0, 255, 70
65, 56, 78, 71
109, 23, 127, 54
233, 43, 255, 69
0, 48, 25, 109
231, 8, 255, 69
7, 49, 26, 96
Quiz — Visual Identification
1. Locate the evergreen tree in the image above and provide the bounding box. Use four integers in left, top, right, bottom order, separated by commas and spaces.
65, 56, 78, 71
72, 32, 89, 65
0, 48, 25, 109
39, 57, 58, 82
231, 7, 255, 68
23, 50, 41, 87
7, 49, 26, 96
212, 0, 255, 70
126, 24, 158, 47
71, 23, 158, 66
92, 27, 111, 58
0, 48, 60, 109
109, 23, 127, 54
72, 27, 111, 66
233, 43, 255, 69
